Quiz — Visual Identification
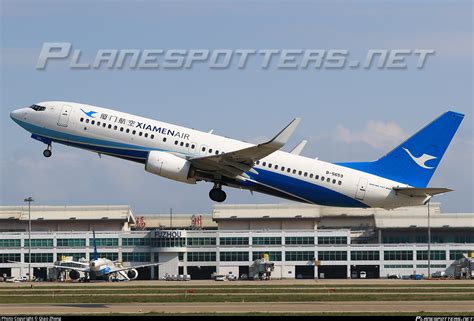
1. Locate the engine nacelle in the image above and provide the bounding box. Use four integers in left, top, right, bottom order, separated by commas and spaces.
127, 268, 138, 280
69, 270, 80, 281
145, 151, 196, 184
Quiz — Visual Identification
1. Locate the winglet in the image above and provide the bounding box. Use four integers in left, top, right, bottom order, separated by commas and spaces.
290, 139, 307, 155
267, 118, 301, 149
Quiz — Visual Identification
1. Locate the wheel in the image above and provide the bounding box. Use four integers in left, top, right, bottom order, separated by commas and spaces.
209, 188, 226, 202
43, 149, 52, 158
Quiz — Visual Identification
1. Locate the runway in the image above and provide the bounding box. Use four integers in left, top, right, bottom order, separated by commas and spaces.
2, 301, 474, 315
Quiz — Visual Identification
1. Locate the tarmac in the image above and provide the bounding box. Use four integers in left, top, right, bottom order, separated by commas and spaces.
1, 301, 474, 314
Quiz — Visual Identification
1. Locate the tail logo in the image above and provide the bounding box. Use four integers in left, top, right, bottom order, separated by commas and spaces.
402, 147, 437, 169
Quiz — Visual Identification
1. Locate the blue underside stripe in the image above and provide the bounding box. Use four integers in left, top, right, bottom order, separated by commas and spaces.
244, 169, 368, 208
15, 118, 368, 208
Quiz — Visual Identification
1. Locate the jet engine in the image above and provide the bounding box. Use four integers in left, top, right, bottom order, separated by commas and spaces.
145, 151, 196, 184
127, 269, 138, 280
69, 270, 80, 281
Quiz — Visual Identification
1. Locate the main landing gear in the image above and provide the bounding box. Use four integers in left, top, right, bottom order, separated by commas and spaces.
43, 145, 52, 158
209, 183, 226, 202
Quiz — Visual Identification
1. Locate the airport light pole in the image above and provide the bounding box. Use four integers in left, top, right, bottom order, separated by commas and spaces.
24, 197, 34, 282
427, 200, 431, 278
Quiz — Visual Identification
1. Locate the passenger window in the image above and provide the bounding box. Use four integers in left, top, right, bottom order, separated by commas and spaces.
310, 174, 313, 178
209, 149, 213, 153
287, 168, 291, 173
298, 171, 302, 175
80, 118, 84, 122
85, 119, 89, 123
132, 130, 136, 135
281, 166, 285, 171
327, 178, 330, 182
293, 169, 297, 174
268, 164, 272, 168
144, 133, 148, 138
114, 125, 117, 130
215, 150, 219, 155
91, 120, 95, 125
191, 144, 195, 149
180, 142, 184, 146
163, 137, 167, 142
103, 123, 106, 128
262, 162, 266, 166
175, 141, 179, 145
338, 181, 342, 185
151, 134, 154, 139
332, 179, 336, 184
275, 165, 278, 170
256, 160, 260, 165
186, 143, 189, 148
202, 147, 206, 152
120, 127, 124, 132
139, 132, 142, 136
108, 124, 112, 129
321, 176, 325, 181
315, 175, 319, 180
97, 122, 101, 126
126, 129, 130, 133
304, 172, 308, 177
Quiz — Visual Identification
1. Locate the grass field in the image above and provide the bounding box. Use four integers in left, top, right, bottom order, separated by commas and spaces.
1, 282, 473, 304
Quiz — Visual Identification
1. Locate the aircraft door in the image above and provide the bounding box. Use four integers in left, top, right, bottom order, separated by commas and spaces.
57, 106, 71, 127
355, 177, 368, 200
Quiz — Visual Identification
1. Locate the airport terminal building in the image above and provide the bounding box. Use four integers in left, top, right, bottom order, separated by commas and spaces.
0, 203, 473, 280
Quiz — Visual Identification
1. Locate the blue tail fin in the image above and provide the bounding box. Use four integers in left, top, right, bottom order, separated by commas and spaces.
92, 230, 98, 260
338, 111, 464, 187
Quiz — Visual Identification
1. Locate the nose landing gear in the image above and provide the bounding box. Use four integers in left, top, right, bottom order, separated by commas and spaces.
209, 183, 227, 202
43, 145, 52, 158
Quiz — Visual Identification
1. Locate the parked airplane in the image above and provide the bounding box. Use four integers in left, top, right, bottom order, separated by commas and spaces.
10, 102, 464, 208
55, 231, 159, 281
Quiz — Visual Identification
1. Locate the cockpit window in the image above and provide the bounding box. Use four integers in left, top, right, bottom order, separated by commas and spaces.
30, 104, 46, 111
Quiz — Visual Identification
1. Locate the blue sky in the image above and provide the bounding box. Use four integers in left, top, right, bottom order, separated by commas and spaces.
1, 0, 472, 214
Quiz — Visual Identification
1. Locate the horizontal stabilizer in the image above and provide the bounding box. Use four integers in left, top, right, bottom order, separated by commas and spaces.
393, 187, 452, 197
290, 140, 307, 155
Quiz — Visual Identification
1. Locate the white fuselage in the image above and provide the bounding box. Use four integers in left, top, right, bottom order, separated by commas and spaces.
10, 101, 424, 209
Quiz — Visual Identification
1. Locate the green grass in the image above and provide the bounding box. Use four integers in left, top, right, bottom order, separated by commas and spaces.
2, 287, 474, 295
2, 293, 474, 304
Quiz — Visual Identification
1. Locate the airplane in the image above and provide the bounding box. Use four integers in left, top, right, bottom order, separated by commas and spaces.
10, 101, 464, 209
54, 231, 160, 281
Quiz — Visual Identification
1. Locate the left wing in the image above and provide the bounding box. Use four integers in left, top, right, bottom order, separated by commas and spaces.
190, 118, 301, 181
109, 262, 161, 274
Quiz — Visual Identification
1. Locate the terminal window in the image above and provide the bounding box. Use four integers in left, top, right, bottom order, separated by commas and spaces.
318, 236, 347, 245
0, 239, 21, 248
285, 251, 314, 261
318, 251, 347, 261
350, 251, 380, 261
220, 252, 249, 262
252, 237, 282, 245
219, 237, 249, 246
383, 250, 413, 261
24, 239, 53, 248
285, 237, 314, 245
416, 250, 446, 261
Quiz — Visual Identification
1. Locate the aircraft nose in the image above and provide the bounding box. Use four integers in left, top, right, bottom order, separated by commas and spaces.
10, 109, 21, 120
10, 108, 28, 123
